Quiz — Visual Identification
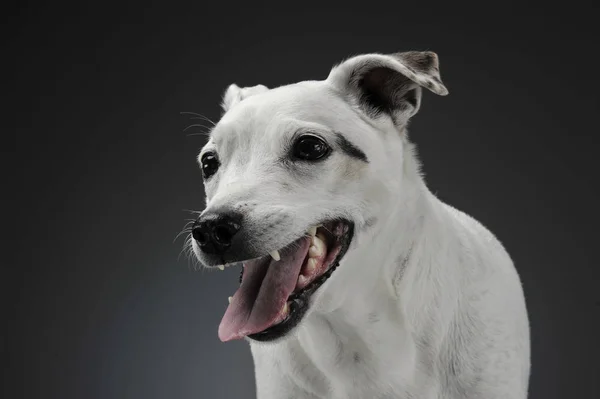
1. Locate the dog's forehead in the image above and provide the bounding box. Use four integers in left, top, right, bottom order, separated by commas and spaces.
211, 81, 358, 147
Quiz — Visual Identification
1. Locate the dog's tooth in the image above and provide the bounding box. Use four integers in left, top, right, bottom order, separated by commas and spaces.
228, 296, 233, 304
306, 258, 317, 273
270, 250, 281, 261
308, 241, 323, 258
311, 234, 326, 254
297, 274, 308, 286
281, 302, 288, 315
308, 226, 317, 237
310, 233, 321, 246
217, 265, 225, 271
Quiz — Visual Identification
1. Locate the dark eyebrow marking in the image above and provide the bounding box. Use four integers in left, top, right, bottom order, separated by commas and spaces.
334, 132, 368, 163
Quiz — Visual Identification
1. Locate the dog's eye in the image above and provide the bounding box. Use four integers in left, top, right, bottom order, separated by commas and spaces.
200, 152, 220, 179
292, 135, 331, 161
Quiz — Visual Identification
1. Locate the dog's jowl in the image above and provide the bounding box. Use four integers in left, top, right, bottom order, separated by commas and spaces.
189, 51, 530, 399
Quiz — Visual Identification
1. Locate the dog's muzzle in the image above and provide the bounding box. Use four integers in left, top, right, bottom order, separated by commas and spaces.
191, 210, 354, 343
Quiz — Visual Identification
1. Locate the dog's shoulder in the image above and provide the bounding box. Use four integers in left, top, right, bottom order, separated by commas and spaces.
440, 201, 512, 267
436, 200, 525, 310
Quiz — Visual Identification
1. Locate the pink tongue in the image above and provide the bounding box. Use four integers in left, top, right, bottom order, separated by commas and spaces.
218, 237, 311, 342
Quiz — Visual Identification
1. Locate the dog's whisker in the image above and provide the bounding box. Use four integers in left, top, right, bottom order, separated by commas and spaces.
320, 225, 334, 236
180, 112, 217, 126
173, 220, 196, 242
173, 228, 193, 243
180, 236, 201, 271
186, 132, 210, 138
188, 247, 203, 271
183, 123, 213, 133
177, 240, 190, 262
183, 209, 202, 215
178, 238, 190, 262
189, 116, 217, 125
182, 220, 195, 227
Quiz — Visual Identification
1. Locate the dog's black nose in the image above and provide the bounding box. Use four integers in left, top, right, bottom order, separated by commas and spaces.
192, 212, 243, 254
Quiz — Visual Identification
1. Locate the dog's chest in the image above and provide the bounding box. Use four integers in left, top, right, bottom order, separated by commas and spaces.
289, 313, 422, 398
251, 295, 437, 398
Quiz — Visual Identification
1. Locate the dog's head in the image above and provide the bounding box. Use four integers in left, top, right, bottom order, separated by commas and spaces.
190, 51, 448, 342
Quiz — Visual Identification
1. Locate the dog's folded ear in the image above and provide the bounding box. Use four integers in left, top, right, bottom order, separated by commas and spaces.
221, 83, 270, 113
327, 51, 448, 127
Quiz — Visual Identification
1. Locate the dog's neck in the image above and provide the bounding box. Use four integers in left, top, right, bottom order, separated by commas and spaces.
297, 138, 453, 343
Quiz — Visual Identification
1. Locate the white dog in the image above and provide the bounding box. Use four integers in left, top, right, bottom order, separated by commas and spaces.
190, 51, 530, 399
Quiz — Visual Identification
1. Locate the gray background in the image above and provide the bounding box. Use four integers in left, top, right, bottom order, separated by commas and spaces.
7, 2, 599, 398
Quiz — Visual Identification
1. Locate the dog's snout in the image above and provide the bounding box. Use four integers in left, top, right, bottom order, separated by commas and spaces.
192, 212, 243, 254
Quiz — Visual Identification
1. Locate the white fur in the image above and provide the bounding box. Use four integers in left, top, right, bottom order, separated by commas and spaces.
194, 53, 530, 398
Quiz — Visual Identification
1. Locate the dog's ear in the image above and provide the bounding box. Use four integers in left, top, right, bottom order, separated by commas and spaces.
221, 83, 270, 113
327, 51, 448, 127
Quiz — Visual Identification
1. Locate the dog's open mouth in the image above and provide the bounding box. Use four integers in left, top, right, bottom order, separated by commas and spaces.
218, 219, 354, 342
